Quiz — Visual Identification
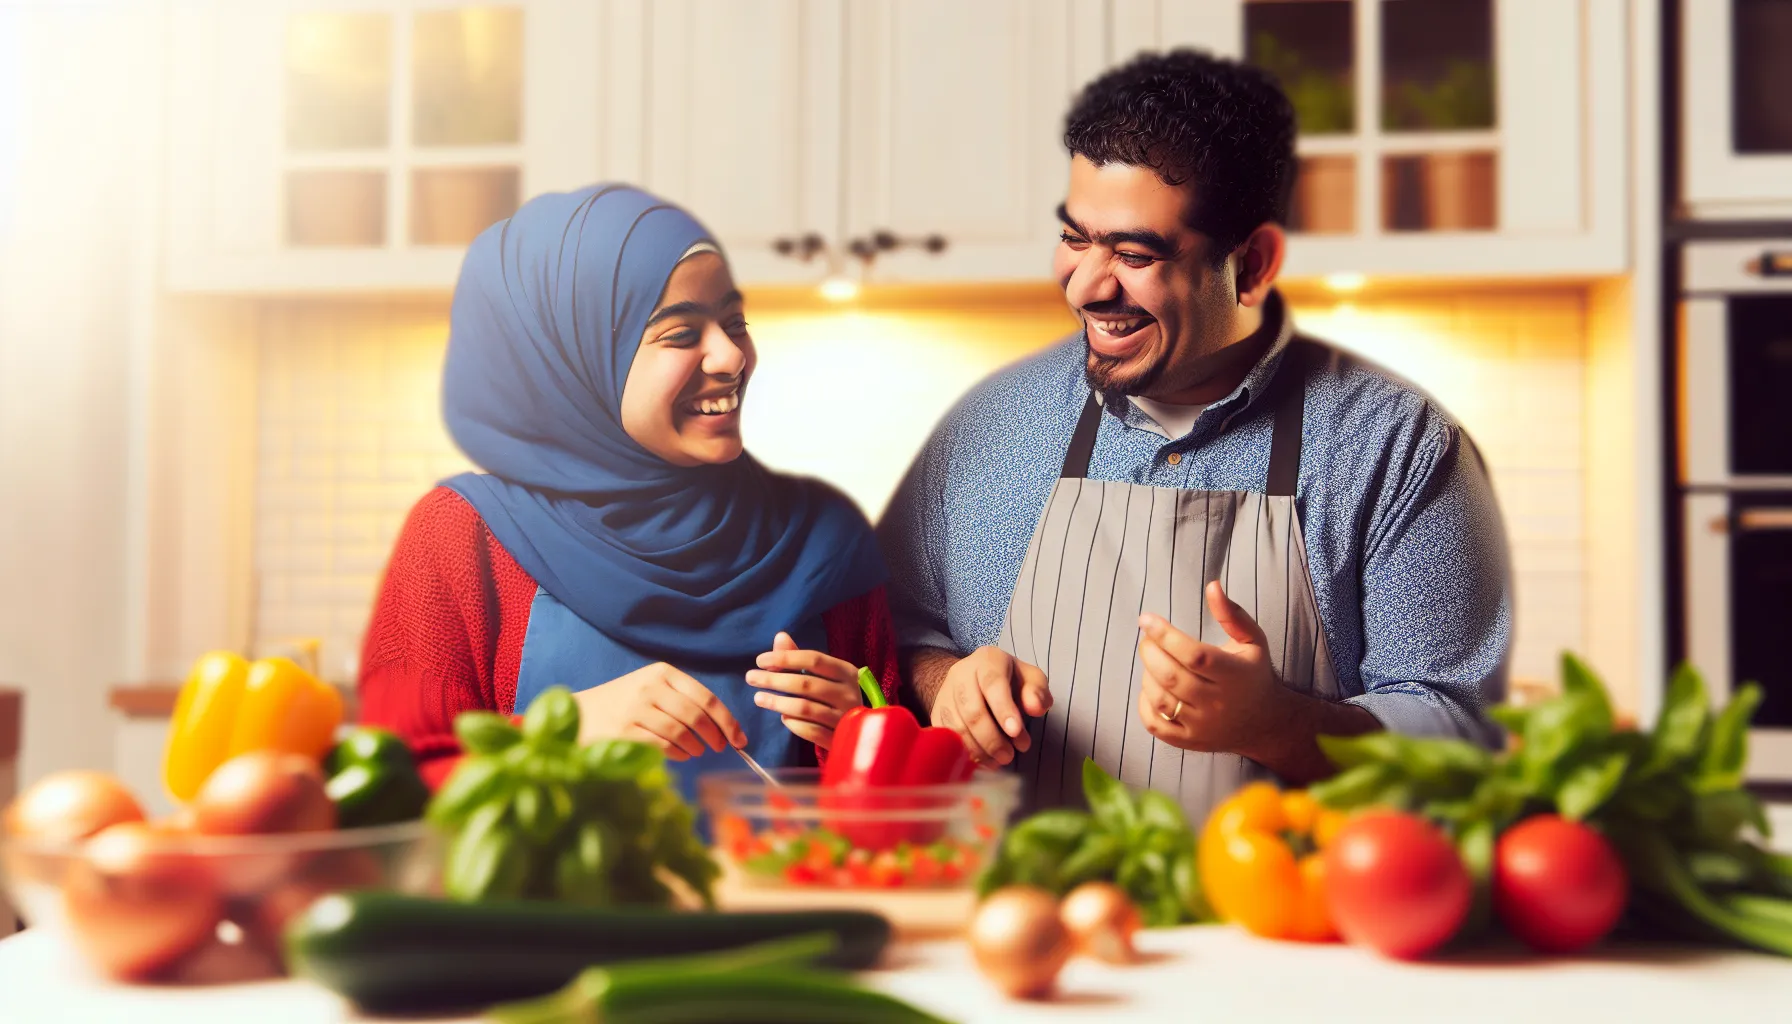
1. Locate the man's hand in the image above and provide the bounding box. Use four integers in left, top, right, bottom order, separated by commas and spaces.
746, 631, 867, 750
1136, 580, 1377, 783
930, 646, 1052, 766
574, 662, 747, 760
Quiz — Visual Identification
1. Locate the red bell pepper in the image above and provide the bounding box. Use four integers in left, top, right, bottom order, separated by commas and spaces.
821, 668, 972, 849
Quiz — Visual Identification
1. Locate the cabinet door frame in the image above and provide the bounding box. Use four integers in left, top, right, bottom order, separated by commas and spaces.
1681, 0, 1792, 219
166, 0, 592, 293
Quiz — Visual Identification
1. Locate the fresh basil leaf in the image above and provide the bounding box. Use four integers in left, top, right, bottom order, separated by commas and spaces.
1556, 749, 1630, 820
1614, 774, 1688, 823
1310, 763, 1398, 809
1008, 810, 1092, 851
1136, 789, 1192, 838
1172, 846, 1211, 923
1458, 817, 1495, 882
1690, 789, 1771, 847
1698, 683, 1763, 793
1421, 796, 1480, 824
1520, 693, 1605, 791
583, 739, 665, 782
1470, 772, 1532, 829
1486, 704, 1533, 736
1059, 831, 1124, 886
975, 857, 1015, 898
426, 755, 510, 826
445, 804, 530, 901
1452, 817, 1496, 945
1560, 653, 1616, 732
522, 686, 581, 746
1686, 848, 1753, 888
1317, 732, 1410, 770
555, 821, 613, 906
1649, 663, 1710, 771
1082, 759, 1138, 835
1412, 739, 1497, 778
454, 712, 522, 755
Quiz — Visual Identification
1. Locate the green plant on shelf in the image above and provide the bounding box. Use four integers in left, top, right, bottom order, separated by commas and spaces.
1249, 31, 1354, 137
1383, 58, 1495, 132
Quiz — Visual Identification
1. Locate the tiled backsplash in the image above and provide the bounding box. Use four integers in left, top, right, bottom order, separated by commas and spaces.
254, 286, 1586, 689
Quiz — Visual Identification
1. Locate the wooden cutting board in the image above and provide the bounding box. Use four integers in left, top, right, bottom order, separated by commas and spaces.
711, 861, 975, 940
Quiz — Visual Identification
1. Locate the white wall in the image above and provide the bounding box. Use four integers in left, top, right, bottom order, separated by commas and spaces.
0, 4, 163, 785
243, 284, 1597, 692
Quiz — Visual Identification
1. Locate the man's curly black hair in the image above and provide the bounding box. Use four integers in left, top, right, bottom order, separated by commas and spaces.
1064, 49, 1296, 268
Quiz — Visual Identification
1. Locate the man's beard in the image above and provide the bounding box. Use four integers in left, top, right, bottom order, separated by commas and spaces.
1084, 336, 1167, 395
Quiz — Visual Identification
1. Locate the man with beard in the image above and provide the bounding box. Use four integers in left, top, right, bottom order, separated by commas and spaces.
878, 50, 1511, 823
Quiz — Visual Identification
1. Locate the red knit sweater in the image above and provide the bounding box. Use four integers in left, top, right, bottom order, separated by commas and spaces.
357, 487, 902, 787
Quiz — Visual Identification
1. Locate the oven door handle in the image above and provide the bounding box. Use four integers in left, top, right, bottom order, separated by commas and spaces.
1717, 508, 1792, 533
1747, 250, 1792, 277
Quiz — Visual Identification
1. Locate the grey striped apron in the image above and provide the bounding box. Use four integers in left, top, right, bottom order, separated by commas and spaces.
1000, 339, 1343, 831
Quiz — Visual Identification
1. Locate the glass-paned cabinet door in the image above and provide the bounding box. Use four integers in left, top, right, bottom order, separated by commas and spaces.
282, 3, 524, 250
1244, 1, 1357, 234
1244, 0, 1497, 236
1684, 0, 1792, 216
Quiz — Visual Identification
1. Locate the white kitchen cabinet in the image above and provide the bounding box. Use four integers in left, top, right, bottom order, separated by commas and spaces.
1681, 0, 1792, 219
629, 0, 846, 286
165, 0, 604, 293
838, 0, 1074, 283
628, 0, 1076, 286
1075, 0, 1629, 280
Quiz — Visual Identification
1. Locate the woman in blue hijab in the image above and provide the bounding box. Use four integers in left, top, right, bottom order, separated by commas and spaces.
357, 185, 899, 795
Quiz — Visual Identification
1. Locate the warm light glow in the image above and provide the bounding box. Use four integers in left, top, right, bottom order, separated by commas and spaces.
818, 276, 860, 303
1324, 272, 1367, 293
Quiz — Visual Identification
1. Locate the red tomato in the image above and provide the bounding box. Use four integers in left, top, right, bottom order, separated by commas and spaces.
1324, 811, 1472, 960
869, 850, 906, 888
910, 850, 943, 886
783, 863, 819, 885
802, 841, 836, 875
1494, 815, 1628, 954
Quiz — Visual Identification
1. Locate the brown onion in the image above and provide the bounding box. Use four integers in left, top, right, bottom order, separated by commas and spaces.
62, 821, 222, 981
190, 752, 335, 837
1060, 882, 1141, 963
4, 770, 145, 844
968, 886, 1072, 1000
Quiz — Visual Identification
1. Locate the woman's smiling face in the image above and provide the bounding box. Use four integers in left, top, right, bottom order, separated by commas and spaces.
620, 251, 755, 467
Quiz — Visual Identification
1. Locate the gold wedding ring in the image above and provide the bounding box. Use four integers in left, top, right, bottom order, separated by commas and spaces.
1157, 699, 1183, 724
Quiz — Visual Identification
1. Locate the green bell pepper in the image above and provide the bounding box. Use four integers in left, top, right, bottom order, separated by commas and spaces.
325, 726, 430, 828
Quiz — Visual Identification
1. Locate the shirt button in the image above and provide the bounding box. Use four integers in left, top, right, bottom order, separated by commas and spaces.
1166, 452, 1182, 466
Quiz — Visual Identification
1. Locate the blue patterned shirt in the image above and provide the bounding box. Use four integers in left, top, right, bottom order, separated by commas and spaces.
877, 300, 1511, 745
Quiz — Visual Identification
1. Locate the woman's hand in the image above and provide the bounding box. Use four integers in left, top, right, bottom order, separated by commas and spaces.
746, 632, 868, 750
573, 662, 747, 761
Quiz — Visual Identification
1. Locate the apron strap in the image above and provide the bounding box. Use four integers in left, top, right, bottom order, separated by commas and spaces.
1058, 389, 1105, 479
1058, 337, 1322, 491
1265, 338, 1320, 497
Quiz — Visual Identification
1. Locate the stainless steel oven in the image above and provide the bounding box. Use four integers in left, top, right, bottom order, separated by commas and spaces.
1681, 240, 1792, 780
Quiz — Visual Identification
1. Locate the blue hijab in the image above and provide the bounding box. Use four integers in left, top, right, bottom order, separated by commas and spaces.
440, 184, 885, 662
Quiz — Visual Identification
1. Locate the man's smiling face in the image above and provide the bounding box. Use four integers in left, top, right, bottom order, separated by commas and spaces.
1053, 155, 1242, 399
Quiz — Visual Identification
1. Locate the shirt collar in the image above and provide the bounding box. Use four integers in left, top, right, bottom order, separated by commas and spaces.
1098, 289, 1296, 439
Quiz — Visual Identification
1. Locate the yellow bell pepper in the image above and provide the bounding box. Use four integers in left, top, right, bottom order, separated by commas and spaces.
1198, 782, 1344, 943
163, 652, 344, 801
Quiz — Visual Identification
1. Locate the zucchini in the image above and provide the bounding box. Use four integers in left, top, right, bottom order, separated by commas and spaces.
285, 891, 893, 1014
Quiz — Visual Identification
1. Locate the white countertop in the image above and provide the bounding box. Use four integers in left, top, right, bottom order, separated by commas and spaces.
4, 924, 1792, 1023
